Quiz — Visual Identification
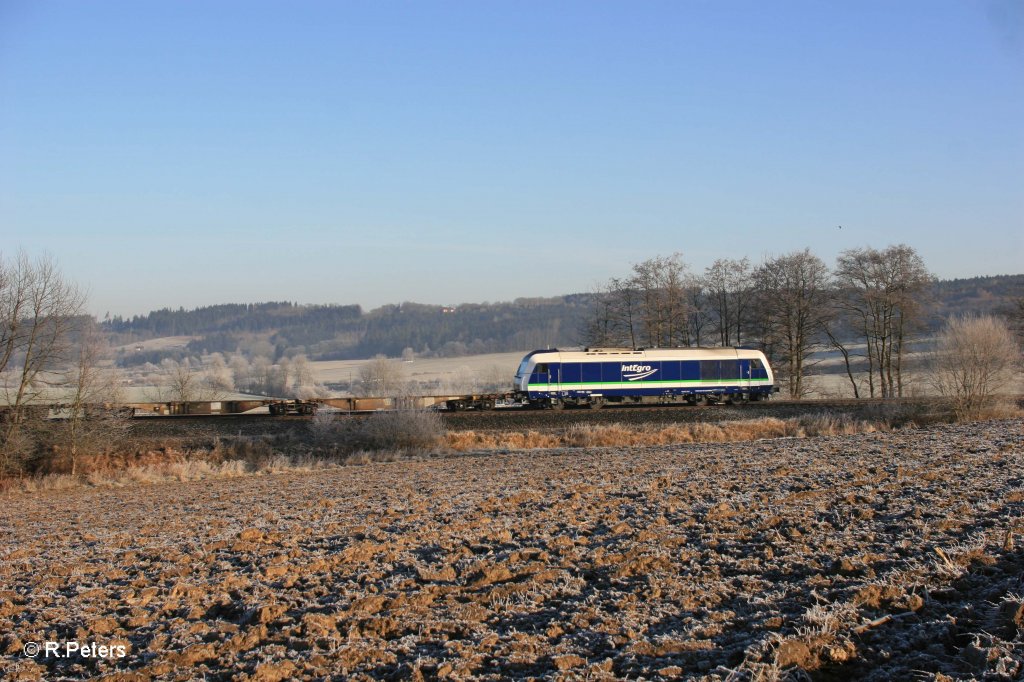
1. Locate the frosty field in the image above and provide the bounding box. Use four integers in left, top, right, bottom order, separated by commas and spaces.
1, 420, 1022, 680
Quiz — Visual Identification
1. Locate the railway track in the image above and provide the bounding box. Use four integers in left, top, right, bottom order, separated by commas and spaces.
125, 396, 1019, 440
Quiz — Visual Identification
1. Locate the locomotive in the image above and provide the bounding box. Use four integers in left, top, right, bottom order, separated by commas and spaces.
513, 347, 776, 409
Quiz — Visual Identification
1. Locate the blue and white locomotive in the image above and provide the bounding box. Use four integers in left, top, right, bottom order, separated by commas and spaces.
513, 347, 776, 409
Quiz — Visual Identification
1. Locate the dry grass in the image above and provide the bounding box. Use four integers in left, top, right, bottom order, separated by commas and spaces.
445, 414, 884, 451
7, 406, 1018, 496
1, 414, 890, 494
6, 453, 344, 495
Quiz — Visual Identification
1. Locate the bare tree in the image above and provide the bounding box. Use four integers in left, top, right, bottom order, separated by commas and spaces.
249, 355, 273, 394
703, 257, 752, 346
581, 253, 694, 349
236, 355, 289, 396
580, 281, 629, 348
1002, 296, 1024, 346
266, 363, 289, 396
632, 254, 691, 347
820, 304, 861, 399
287, 353, 327, 399
229, 354, 252, 392
204, 353, 234, 394
834, 245, 932, 398
51, 322, 131, 476
608, 276, 642, 347
930, 315, 1021, 419
686, 275, 711, 347
752, 249, 832, 399
1, 252, 86, 474
151, 357, 230, 403
358, 355, 408, 397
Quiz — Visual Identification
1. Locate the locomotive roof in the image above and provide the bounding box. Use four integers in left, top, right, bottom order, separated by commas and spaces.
523, 347, 766, 360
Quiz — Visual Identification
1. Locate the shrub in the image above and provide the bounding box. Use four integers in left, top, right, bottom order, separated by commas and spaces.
309, 409, 343, 443
223, 437, 276, 468
350, 410, 445, 452
930, 315, 1021, 420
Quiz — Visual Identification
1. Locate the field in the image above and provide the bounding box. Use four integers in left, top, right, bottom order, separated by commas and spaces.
310, 352, 524, 391
2, 418, 1022, 680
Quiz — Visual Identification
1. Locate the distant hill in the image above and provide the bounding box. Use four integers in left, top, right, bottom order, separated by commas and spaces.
104, 275, 1023, 365
932, 274, 1024, 319
105, 296, 595, 365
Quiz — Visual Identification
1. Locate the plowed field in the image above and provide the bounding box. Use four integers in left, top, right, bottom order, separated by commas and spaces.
2, 420, 1022, 680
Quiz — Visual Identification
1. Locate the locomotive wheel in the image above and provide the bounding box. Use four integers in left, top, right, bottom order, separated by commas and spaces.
549, 399, 565, 410
588, 398, 605, 410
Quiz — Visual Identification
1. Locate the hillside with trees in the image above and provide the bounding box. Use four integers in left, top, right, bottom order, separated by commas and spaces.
105, 297, 594, 366
102, 271, 1024, 376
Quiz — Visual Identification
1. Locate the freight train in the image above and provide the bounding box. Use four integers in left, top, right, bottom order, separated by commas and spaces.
512, 347, 777, 409
2, 347, 777, 418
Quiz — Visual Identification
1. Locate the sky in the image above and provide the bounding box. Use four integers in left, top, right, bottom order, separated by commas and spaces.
1, 0, 1022, 319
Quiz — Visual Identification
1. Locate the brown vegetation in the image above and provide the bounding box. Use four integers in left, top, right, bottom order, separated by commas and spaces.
1, 419, 1021, 680
930, 315, 1022, 420
445, 415, 882, 452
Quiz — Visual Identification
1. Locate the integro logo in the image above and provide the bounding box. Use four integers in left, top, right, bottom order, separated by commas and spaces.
621, 364, 657, 381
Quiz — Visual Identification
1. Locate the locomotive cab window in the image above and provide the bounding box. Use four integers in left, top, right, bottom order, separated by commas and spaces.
750, 359, 763, 371
535, 364, 548, 373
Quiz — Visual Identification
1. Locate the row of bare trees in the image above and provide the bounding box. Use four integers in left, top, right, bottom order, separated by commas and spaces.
140, 352, 326, 402
583, 253, 700, 349
831, 245, 933, 398
582, 245, 945, 399
1, 252, 130, 476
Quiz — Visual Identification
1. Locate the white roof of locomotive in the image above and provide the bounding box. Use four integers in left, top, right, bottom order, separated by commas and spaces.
528, 347, 766, 361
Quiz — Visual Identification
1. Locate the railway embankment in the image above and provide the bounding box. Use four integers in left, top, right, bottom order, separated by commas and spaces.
121, 395, 1021, 440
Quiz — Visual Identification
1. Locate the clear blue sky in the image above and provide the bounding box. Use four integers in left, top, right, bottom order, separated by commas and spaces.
2, 0, 1021, 318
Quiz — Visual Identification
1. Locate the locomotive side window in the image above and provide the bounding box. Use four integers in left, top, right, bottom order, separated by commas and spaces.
750, 359, 762, 371
700, 360, 721, 380
536, 363, 548, 373
721, 360, 739, 379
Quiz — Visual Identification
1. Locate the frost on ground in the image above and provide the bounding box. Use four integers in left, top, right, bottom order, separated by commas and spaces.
1, 420, 1022, 681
